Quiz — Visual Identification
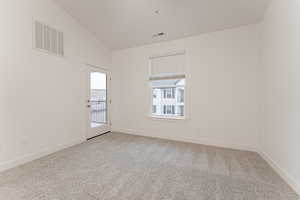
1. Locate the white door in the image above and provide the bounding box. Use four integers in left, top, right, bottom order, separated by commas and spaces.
87, 67, 110, 139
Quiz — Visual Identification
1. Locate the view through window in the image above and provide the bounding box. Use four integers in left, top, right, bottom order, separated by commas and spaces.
151, 79, 185, 117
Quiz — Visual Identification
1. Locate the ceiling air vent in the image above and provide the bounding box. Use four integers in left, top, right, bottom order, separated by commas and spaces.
153, 32, 165, 38
34, 20, 64, 56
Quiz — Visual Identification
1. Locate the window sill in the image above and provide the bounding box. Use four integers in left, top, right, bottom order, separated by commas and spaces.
149, 115, 186, 121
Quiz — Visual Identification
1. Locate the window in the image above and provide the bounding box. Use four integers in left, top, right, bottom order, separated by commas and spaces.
151, 80, 185, 117
149, 51, 186, 118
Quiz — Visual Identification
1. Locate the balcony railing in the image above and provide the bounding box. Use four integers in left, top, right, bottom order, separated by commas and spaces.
90, 100, 106, 124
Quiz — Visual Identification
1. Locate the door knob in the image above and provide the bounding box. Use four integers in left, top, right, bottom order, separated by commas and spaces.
87, 105, 91, 108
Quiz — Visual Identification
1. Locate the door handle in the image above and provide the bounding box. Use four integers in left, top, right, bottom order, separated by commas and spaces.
87, 105, 91, 108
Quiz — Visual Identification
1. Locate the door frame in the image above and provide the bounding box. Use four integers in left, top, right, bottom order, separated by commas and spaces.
86, 64, 111, 139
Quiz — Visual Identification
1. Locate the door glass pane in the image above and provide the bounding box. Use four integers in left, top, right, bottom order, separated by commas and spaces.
90, 72, 107, 128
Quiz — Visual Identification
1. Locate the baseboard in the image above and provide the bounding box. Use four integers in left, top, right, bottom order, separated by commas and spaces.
258, 150, 300, 195
0, 137, 85, 173
111, 128, 258, 152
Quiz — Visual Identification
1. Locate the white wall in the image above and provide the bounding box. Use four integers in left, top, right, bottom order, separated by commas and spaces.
1, 0, 299, 193
0, 0, 111, 171
111, 24, 262, 151
261, 0, 300, 193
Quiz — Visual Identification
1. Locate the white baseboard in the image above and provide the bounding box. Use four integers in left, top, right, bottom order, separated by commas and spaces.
258, 150, 300, 195
0, 137, 85, 173
111, 128, 258, 152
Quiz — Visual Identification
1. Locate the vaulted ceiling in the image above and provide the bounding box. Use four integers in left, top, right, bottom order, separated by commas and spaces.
55, 0, 270, 50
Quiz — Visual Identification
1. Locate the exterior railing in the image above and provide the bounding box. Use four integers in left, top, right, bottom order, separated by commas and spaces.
90, 100, 106, 124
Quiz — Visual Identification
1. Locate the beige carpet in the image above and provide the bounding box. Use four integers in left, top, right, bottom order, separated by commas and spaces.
0, 132, 299, 200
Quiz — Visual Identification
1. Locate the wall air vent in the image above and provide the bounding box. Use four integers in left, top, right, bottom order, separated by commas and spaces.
34, 20, 64, 56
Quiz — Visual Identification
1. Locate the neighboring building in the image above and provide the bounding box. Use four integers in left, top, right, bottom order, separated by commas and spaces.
90, 89, 107, 124
152, 79, 185, 117
91, 89, 106, 101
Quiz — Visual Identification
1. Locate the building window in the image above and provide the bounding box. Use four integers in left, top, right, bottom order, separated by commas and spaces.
149, 51, 186, 119
178, 105, 184, 116
177, 89, 184, 103
163, 88, 175, 99
163, 105, 175, 114
153, 90, 158, 98
153, 105, 157, 114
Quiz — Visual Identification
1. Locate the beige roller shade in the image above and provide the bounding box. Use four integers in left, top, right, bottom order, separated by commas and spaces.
149, 52, 186, 80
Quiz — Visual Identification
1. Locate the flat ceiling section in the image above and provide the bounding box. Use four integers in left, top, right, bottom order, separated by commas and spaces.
55, 0, 270, 49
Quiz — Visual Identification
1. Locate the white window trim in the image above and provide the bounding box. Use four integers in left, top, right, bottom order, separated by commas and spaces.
148, 50, 187, 120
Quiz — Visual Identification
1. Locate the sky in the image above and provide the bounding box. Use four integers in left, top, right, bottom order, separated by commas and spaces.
91, 72, 106, 90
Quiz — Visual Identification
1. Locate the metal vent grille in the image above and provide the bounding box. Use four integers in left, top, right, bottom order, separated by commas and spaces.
34, 20, 64, 56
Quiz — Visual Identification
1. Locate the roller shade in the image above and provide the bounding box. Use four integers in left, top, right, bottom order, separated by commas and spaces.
149, 52, 186, 80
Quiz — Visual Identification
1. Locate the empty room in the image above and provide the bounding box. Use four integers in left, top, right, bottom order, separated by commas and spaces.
1, 0, 300, 199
